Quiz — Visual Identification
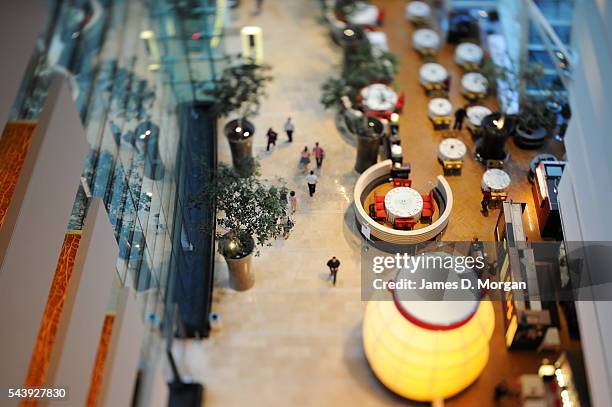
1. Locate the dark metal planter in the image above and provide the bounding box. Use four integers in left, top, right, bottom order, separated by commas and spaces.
355, 128, 382, 173
224, 118, 255, 176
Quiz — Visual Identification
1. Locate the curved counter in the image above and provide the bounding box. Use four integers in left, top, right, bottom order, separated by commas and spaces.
353, 160, 453, 244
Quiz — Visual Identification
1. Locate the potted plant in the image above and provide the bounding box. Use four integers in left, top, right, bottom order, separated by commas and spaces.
191, 161, 293, 291
202, 55, 273, 176
321, 44, 399, 110
481, 59, 565, 149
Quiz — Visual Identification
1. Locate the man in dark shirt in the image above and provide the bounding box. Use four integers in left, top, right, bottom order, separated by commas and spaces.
481, 190, 491, 215
453, 105, 468, 130
266, 127, 278, 151
326, 256, 341, 286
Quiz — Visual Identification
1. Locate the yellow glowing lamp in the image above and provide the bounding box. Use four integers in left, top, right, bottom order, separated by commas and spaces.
363, 297, 495, 402
241, 26, 264, 65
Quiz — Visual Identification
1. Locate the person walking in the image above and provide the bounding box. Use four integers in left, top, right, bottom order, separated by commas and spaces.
288, 190, 298, 214
313, 142, 325, 170
299, 146, 311, 173
284, 117, 295, 142
557, 101, 571, 141
326, 256, 341, 286
254, 0, 263, 14
453, 105, 468, 131
481, 190, 491, 215
306, 170, 318, 197
266, 127, 278, 151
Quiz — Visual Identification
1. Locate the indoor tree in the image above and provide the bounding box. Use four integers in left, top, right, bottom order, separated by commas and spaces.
321, 43, 399, 109
201, 54, 273, 129
190, 160, 292, 289
200, 54, 273, 175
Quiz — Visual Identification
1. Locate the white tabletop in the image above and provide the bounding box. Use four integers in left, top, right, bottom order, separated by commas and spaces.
482, 169, 511, 191
360, 83, 398, 112
438, 138, 467, 161
366, 31, 389, 51
467, 105, 492, 127
461, 72, 488, 94
384, 187, 423, 220
391, 144, 403, 158
455, 42, 484, 65
428, 98, 452, 118
405, 1, 431, 20
347, 2, 379, 25
419, 63, 448, 84
412, 28, 440, 50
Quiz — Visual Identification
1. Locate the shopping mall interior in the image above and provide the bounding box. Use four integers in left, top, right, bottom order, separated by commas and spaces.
0, 0, 611, 406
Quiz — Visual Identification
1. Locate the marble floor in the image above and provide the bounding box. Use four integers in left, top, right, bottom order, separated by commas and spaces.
177, 1, 576, 406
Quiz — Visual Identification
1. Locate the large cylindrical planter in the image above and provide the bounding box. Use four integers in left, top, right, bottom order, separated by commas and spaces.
338, 24, 367, 49
355, 129, 382, 173
224, 253, 254, 291
474, 112, 510, 162
513, 125, 547, 149
224, 119, 255, 176
220, 233, 255, 291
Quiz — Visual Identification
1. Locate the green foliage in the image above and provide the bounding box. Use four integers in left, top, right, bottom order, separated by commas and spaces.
517, 63, 565, 130
191, 161, 292, 257
321, 44, 400, 109
480, 59, 566, 130
343, 45, 399, 86
321, 77, 352, 109
201, 55, 274, 120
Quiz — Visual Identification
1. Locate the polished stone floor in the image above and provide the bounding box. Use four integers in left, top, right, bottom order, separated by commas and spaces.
178, 1, 575, 406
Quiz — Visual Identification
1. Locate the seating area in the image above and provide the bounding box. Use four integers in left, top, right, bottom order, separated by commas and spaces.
364, 176, 438, 231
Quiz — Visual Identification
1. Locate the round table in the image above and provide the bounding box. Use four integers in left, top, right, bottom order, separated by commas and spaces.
412, 28, 440, 51
428, 98, 452, 119
467, 105, 492, 129
346, 3, 379, 26
419, 62, 448, 85
481, 169, 511, 192
384, 187, 424, 221
360, 84, 398, 112
405, 1, 431, 22
438, 138, 467, 161
461, 72, 488, 96
455, 42, 484, 66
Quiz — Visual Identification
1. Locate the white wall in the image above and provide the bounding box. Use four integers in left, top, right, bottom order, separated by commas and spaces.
557, 0, 612, 405
0, 1, 47, 127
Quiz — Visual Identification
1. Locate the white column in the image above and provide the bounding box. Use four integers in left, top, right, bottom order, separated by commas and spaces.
0, 76, 88, 398
48, 199, 118, 407
98, 288, 145, 407
0, 1, 47, 127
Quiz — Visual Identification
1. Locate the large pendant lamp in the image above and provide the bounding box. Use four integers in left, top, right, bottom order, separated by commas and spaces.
363, 289, 494, 402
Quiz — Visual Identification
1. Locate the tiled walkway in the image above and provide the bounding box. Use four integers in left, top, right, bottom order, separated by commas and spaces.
178, 1, 574, 406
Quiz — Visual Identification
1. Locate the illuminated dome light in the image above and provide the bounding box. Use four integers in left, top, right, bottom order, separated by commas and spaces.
363, 295, 495, 402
